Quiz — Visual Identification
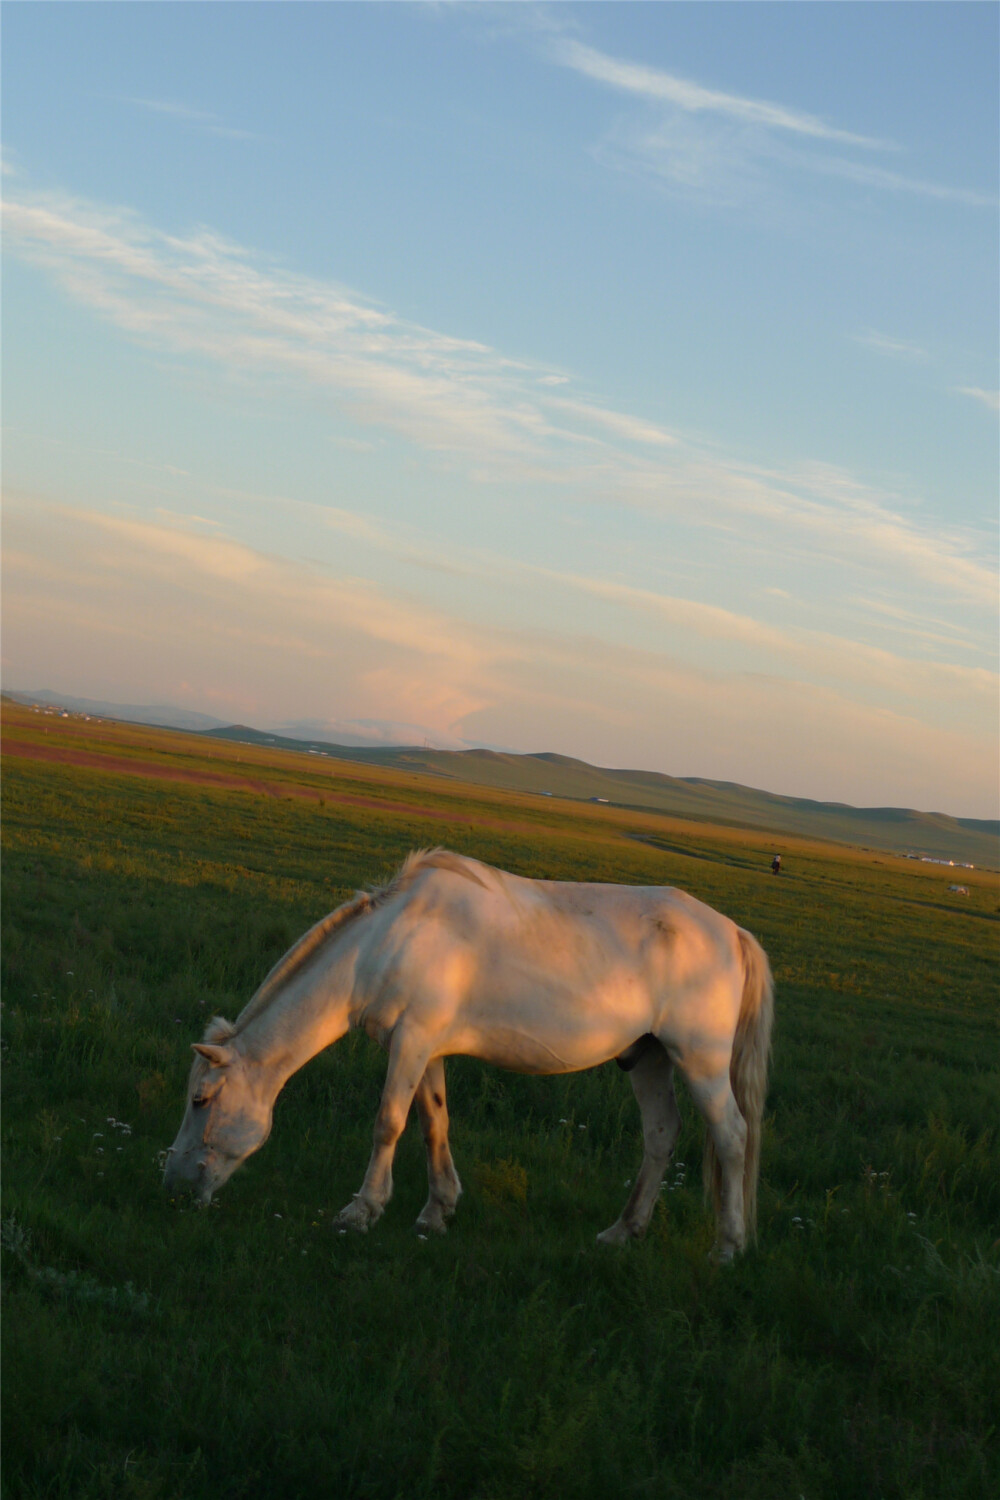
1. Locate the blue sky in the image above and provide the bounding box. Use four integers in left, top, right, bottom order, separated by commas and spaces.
3, 3, 997, 815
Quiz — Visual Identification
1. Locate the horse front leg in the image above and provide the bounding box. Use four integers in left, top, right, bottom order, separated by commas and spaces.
413, 1057, 462, 1235
598, 1040, 680, 1246
335, 1027, 431, 1233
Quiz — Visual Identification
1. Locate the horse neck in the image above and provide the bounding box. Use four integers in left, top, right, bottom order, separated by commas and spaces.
238, 926, 363, 1088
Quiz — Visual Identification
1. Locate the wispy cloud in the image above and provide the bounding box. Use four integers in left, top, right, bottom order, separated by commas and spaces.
846, 596, 982, 655
548, 36, 993, 210
5, 500, 996, 812
535, 567, 996, 714
957, 386, 1000, 414
599, 449, 997, 611
854, 330, 929, 362
4, 185, 995, 614
803, 153, 996, 208
195, 484, 996, 714
555, 39, 888, 149
3, 191, 551, 460
541, 395, 677, 447
124, 97, 258, 141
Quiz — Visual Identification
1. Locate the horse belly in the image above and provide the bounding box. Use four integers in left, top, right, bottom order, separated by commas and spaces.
447, 980, 653, 1075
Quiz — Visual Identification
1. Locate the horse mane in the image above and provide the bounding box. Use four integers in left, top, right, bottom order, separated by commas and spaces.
203, 1016, 238, 1043
206, 848, 488, 1041
395, 847, 489, 891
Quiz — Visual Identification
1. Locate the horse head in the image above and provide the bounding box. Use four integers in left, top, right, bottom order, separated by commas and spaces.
164, 1029, 274, 1203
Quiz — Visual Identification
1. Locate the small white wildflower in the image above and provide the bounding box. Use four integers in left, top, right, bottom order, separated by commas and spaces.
274, 1213, 282, 1219
338, 1229, 347, 1236
417, 1233, 428, 1241
624, 1179, 632, 1187
559, 1118, 568, 1124
791, 1216, 802, 1223
578, 1124, 587, 1131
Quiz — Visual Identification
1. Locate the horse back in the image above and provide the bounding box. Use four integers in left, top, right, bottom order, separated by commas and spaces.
352, 856, 746, 1073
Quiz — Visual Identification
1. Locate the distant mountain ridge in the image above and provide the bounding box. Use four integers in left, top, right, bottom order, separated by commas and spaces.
5, 691, 473, 749
5, 689, 230, 733
5, 690, 995, 866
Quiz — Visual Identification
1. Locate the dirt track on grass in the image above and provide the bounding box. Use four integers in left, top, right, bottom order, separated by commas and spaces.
0, 737, 533, 833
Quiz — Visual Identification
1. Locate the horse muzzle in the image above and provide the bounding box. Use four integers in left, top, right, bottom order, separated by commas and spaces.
162, 1148, 215, 1204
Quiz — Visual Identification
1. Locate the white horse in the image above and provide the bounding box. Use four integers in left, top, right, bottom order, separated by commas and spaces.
165, 849, 773, 1260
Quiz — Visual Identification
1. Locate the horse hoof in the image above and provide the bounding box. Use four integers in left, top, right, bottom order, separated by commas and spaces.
708, 1241, 738, 1265
335, 1200, 373, 1233
596, 1222, 633, 1247
415, 1213, 448, 1236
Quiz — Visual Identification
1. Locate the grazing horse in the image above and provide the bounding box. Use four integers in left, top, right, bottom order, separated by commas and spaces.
165, 849, 773, 1260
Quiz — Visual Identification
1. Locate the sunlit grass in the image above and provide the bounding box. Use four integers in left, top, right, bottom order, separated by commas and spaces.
2, 725, 998, 1499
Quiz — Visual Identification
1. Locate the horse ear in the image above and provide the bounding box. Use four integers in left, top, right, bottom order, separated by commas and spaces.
192, 1043, 234, 1068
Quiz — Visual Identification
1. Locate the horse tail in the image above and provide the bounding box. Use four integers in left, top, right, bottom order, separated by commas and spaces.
703, 929, 774, 1240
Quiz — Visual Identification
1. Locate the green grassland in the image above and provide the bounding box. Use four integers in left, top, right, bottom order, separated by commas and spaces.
197, 723, 998, 867
2, 708, 998, 1499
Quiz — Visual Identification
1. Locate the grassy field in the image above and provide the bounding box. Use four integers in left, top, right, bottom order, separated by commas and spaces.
199, 727, 997, 867
8, 691, 995, 863
2, 706, 998, 1499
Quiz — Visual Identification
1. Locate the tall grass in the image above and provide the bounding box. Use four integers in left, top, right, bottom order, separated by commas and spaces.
2, 740, 998, 1499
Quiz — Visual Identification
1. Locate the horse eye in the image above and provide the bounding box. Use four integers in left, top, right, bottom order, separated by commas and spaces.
192, 1096, 209, 1109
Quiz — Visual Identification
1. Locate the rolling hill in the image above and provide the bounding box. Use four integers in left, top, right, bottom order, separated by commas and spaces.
6, 691, 994, 865
200, 725, 997, 867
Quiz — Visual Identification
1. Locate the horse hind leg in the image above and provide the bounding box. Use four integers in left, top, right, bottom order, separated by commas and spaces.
413, 1057, 462, 1235
598, 1039, 680, 1247
686, 1072, 748, 1262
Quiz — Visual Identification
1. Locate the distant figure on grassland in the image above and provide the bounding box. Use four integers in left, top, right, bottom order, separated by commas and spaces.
771, 854, 782, 876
